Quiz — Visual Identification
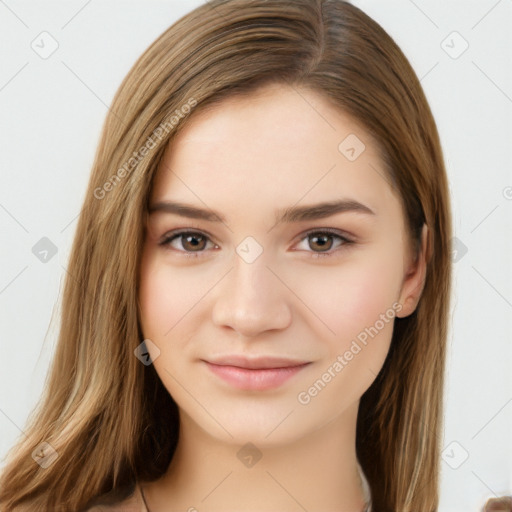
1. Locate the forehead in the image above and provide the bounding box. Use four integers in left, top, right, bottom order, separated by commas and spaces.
151, 83, 400, 220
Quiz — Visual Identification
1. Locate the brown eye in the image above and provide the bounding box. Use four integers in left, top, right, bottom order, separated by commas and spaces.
159, 230, 215, 256
180, 233, 207, 251
295, 229, 354, 259
308, 233, 334, 252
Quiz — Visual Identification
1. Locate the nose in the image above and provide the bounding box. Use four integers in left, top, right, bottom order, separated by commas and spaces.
211, 249, 292, 338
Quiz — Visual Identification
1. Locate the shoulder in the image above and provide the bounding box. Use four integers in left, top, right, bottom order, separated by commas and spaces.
82, 482, 147, 512
483, 496, 512, 511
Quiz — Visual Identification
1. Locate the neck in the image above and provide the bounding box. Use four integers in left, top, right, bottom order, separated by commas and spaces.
144, 400, 368, 512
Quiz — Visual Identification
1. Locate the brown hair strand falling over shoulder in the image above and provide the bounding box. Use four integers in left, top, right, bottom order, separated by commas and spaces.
0, 1, 452, 510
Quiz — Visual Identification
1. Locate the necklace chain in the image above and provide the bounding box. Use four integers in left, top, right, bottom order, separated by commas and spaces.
140, 484, 370, 512
140, 484, 151, 511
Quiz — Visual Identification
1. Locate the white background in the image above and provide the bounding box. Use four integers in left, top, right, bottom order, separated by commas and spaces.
0, 1, 511, 510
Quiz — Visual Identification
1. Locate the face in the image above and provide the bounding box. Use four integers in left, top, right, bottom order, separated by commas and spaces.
138, 82, 426, 446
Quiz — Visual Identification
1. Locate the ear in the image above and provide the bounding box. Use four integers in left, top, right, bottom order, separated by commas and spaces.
396, 223, 429, 319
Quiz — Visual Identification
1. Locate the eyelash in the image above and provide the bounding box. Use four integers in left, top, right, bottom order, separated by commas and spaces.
158, 228, 354, 260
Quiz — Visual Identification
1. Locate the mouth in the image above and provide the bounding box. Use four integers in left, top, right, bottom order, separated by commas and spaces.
204, 355, 311, 369
202, 355, 312, 391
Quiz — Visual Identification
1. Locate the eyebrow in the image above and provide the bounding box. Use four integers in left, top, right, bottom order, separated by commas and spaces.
148, 199, 376, 225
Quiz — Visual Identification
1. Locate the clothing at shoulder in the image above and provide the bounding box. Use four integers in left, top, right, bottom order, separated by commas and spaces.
83, 482, 147, 512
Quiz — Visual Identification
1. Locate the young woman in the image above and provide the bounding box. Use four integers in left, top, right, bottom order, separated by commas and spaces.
1, 0, 507, 510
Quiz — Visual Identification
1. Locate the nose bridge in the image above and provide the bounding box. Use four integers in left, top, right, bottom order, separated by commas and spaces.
211, 238, 291, 336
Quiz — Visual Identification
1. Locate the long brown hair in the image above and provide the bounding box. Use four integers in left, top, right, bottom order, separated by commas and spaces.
0, 1, 452, 510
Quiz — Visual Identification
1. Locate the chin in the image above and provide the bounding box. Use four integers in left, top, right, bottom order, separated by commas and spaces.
182, 396, 330, 447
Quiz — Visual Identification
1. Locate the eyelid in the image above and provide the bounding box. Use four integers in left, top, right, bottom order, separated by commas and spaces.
158, 228, 218, 253
158, 227, 356, 258
293, 226, 355, 245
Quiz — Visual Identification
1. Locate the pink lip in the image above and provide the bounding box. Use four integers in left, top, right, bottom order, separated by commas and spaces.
205, 355, 310, 369
203, 356, 311, 391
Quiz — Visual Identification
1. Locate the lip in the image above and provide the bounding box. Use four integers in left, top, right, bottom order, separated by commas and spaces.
205, 355, 311, 369
202, 355, 311, 391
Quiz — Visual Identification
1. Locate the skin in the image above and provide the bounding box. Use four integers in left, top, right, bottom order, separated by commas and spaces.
138, 82, 428, 512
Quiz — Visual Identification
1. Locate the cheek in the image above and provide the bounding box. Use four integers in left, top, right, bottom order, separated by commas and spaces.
293, 258, 402, 410
139, 268, 177, 340
301, 259, 400, 333
138, 250, 204, 341
291, 250, 403, 378
138, 253, 207, 396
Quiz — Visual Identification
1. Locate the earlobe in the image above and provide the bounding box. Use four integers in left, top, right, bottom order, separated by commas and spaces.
396, 223, 429, 319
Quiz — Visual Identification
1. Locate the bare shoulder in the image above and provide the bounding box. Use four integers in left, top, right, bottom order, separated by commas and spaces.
83, 482, 147, 512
